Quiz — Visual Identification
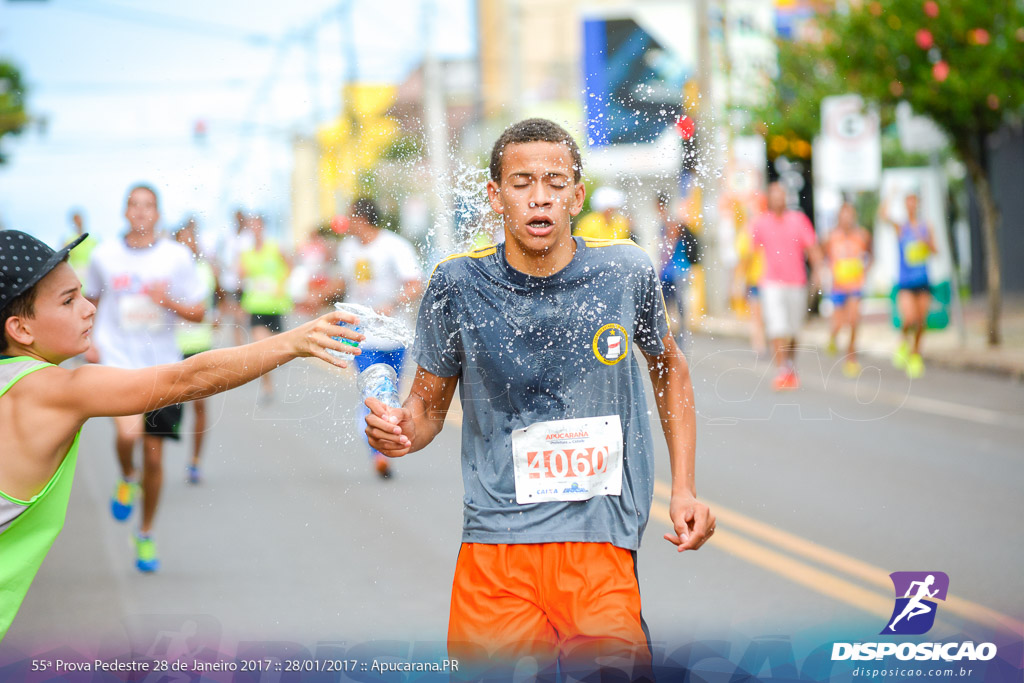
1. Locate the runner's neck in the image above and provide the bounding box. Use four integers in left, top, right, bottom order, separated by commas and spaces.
124, 228, 157, 249
504, 237, 577, 278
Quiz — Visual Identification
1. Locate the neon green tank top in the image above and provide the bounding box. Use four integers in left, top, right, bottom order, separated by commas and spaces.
176, 259, 217, 355
0, 357, 81, 641
240, 242, 292, 315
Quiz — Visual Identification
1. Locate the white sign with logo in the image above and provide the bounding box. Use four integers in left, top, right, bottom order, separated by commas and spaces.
511, 415, 624, 504
815, 94, 881, 191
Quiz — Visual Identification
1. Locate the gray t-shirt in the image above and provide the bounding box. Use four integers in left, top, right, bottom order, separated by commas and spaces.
413, 236, 669, 550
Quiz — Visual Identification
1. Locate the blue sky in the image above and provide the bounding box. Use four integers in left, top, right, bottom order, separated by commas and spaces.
0, 0, 475, 247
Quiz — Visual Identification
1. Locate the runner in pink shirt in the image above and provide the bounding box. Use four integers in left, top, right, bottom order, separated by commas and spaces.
750, 183, 823, 390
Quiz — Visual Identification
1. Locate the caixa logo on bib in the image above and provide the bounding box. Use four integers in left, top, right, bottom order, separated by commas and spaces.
884, 571, 948, 635
831, 571, 998, 662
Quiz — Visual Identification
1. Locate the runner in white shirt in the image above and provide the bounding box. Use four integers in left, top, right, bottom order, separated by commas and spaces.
215, 209, 254, 346
84, 184, 207, 572
337, 198, 423, 479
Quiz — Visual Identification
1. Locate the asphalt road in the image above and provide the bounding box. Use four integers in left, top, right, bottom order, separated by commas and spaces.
3, 332, 1022, 676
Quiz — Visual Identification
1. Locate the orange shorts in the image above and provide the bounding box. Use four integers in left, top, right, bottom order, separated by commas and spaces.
447, 542, 652, 676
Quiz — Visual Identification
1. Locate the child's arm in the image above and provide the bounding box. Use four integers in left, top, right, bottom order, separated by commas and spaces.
43, 310, 363, 420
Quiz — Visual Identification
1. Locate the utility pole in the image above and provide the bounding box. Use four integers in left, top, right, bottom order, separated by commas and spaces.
695, 0, 724, 315
505, 0, 522, 122
423, 0, 453, 255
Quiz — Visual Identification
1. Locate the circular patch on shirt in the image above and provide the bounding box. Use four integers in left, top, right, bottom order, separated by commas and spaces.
592, 323, 629, 366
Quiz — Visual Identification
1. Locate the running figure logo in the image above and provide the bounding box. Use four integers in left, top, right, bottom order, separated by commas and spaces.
882, 571, 949, 635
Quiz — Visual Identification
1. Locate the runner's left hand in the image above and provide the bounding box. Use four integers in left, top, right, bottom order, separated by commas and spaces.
664, 492, 715, 552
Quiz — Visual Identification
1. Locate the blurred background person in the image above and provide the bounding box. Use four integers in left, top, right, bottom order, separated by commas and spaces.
292, 224, 344, 316
574, 186, 631, 240
881, 190, 937, 379
84, 184, 207, 572
656, 191, 701, 353
63, 209, 99, 283
751, 182, 823, 391
215, 209, 253, 346
825, 202, 872, 377
174, 217, 219, 485
239, 214, 292, 403
732, 203, 767, 356
337, 197, 423, 480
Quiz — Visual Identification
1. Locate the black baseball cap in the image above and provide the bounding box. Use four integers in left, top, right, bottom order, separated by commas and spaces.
0, 230, 89, 310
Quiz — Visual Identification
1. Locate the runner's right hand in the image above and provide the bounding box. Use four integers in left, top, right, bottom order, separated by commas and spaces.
365, 398, 414, 457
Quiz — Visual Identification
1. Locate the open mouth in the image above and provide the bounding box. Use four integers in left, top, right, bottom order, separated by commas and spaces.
525, 217, 554, 236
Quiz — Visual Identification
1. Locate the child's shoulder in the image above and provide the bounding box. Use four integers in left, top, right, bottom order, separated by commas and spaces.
3, 360, 67, 400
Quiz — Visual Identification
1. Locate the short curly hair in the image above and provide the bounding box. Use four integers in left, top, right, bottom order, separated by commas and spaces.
489, 118, 582, 184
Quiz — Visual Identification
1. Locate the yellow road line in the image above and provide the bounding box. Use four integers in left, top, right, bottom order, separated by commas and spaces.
434, 400, 1021, 635
653, 481, 1024, 636
649, 503, 894, 619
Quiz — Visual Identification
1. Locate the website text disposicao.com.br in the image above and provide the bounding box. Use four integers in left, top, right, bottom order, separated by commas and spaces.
835, 640, 997, 679
850, 665, 979, 679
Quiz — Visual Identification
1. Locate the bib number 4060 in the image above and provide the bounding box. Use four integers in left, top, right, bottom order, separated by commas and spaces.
526, 447, 610, 480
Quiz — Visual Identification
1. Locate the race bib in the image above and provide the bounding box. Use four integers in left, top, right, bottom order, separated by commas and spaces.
245, 276, 279, 296
906, 240, 930, 266
118, 294, 165, 333
511, 415, 623, 504
833, 257, 865, 288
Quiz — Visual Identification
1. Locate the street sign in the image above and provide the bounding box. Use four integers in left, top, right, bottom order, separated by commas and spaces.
814, 94, 881, 191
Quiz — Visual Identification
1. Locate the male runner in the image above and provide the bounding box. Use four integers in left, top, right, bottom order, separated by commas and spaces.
751, 182, 824, 390
365, 118, 714, 678
174, 219, 219, 484
0, 228, 361, 640
84, 184, 208, 571
239, 214, 292, 402
337, 197, 423, 479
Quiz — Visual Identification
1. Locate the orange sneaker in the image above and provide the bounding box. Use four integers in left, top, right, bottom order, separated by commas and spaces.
773, 369, 799, 391
374, 454, 393, 480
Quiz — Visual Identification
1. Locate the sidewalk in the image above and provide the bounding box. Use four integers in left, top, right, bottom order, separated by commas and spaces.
699, 294, 1024, 381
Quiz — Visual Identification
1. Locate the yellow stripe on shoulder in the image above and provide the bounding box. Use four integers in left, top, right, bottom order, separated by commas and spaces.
428, 245, 497, 279
469, 244, 497, 258
581, 237, 637, 248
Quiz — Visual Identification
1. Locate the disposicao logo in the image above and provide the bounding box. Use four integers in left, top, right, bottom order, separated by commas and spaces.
831, 571, 997, 662
883, 571, 948, 635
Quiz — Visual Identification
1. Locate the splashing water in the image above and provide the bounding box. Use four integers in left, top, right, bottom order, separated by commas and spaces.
329, 302, 415, 360
448, 159, 501, 252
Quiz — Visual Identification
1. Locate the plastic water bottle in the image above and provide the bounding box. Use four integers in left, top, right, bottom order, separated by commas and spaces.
328, 302, 363, 360
357, 363, 401, 409
328, 302, 415, 361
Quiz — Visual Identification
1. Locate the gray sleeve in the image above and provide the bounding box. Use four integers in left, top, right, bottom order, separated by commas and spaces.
634, 257, 669, 355
412, 265, 461, 377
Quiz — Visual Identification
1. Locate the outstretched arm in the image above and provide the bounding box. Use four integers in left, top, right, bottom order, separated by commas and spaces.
642, 334, 715, 552
46, 310, 363, 421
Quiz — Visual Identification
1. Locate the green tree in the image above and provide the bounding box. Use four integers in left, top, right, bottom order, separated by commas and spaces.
760, 1, 1024, 345
749, 36, 842, 158
0, 61, 29, 164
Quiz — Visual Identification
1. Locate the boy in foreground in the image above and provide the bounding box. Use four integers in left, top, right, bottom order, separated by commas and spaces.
0, 229, 362, 640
